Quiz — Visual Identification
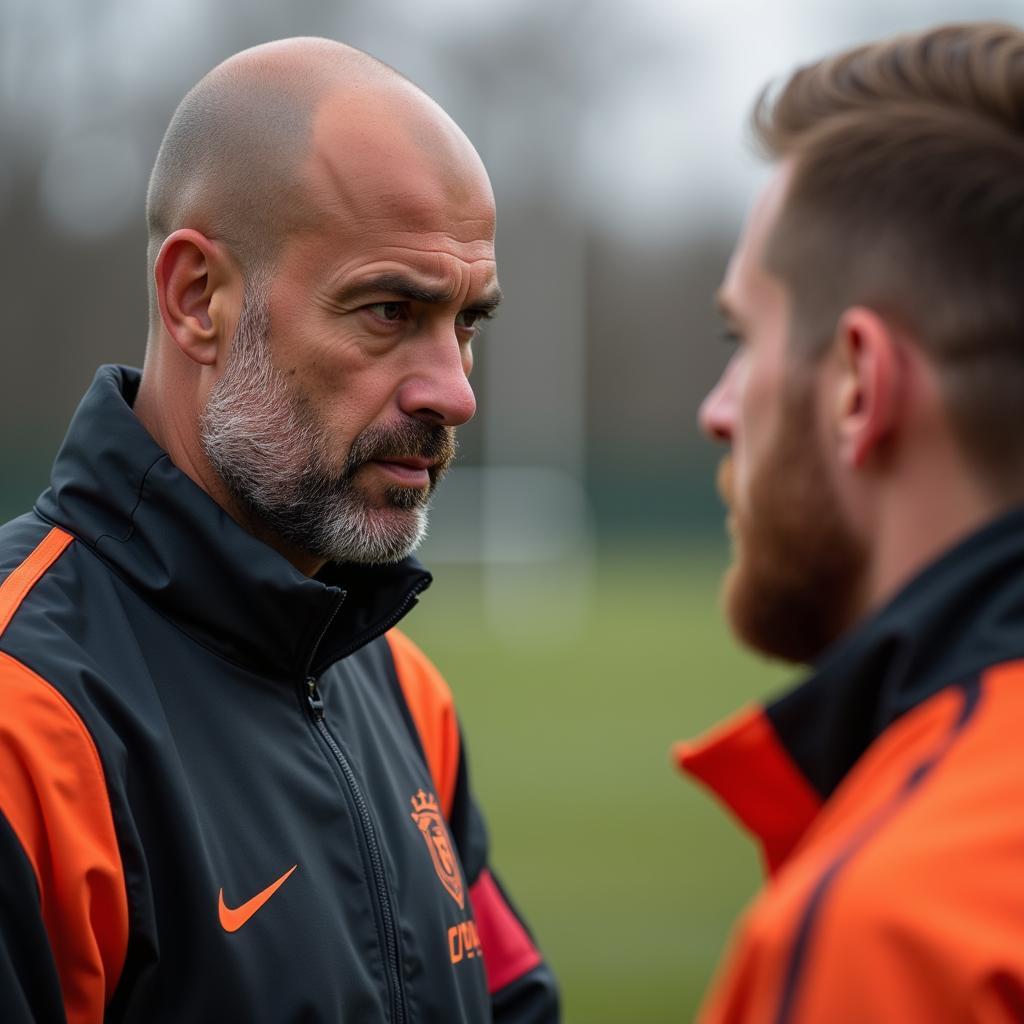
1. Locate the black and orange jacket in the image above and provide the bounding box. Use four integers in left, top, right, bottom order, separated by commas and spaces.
676, 506, 1024, 1023
0, 365, 559, 1024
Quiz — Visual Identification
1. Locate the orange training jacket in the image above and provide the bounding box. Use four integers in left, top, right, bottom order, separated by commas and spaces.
677, 506, 1024, 1023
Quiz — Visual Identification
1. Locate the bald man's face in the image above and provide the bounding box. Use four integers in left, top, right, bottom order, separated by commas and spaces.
201, 85, 498, 567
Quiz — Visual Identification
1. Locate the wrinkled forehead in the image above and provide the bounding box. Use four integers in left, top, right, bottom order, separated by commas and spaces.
302, 83, 496, 241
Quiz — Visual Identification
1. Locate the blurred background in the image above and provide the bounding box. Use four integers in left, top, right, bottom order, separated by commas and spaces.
2, 0, 1022, 1018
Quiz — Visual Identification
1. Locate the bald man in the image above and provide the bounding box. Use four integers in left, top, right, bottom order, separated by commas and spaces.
0, 39, 559, 1023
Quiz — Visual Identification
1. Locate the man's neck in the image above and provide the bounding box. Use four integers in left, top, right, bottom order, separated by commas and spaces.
862, 459, 1009, 620
134, 365, 326, 579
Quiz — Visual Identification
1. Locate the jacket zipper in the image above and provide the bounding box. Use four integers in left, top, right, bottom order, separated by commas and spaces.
302, 592, 408, 1024
296, 585, 428, 1024
318, 576, 431, 667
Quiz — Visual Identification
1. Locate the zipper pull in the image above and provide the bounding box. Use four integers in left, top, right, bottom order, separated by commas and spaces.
307, 677, 325, 719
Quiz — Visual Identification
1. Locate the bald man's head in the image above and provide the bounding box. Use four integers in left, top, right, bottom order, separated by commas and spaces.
136, 38, 497, 574
145, 38, 461, 329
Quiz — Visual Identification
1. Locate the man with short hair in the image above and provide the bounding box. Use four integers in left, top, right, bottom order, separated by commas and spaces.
0, 38, 558, 1022
677, 22, 1024, 1023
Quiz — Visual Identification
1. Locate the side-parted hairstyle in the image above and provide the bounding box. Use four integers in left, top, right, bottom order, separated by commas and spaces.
754, 22, 1024, 491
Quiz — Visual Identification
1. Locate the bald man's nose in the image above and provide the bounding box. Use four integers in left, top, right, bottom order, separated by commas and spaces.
399, 342, 477, 428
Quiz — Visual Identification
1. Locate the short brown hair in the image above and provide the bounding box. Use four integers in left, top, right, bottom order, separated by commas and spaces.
754, 23, 1024, 492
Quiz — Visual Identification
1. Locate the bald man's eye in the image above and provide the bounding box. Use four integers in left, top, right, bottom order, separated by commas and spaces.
367, 302, 407, 322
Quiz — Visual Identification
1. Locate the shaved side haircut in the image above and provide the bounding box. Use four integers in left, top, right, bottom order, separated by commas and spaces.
753, 23, 1024, 495
145, 38, 401, 327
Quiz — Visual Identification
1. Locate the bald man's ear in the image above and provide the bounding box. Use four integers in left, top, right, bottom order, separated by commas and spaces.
154, 229, 240, 366
831, 307, 902, 469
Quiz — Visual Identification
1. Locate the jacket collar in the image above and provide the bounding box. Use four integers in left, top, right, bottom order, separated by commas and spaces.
35, 365, 432, 679
677, 504, 1024, 872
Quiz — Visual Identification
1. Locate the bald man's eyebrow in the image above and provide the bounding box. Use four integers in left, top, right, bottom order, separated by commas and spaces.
337, 273, 503, 313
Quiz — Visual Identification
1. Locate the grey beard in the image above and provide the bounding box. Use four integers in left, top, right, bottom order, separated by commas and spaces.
200, 283, 451, 566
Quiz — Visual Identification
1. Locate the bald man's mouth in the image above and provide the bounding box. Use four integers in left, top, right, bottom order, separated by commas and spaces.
368, 457, 435, 488
344, 419, 456, 492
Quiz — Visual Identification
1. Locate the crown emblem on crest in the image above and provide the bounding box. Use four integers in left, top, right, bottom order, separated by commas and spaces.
410, 789, 465, 909
411, 789, 440, 815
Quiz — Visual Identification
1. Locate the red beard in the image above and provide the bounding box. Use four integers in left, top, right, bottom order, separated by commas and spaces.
718, 383, 867, 664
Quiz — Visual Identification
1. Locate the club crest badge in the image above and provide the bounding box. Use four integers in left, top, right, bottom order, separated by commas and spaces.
410, 789, 465, 909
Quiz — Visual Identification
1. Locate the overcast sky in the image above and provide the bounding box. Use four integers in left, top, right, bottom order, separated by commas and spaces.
4, 0, 1024, 244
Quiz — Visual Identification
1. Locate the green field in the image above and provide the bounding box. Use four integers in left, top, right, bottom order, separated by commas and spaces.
402, 545, 793, 1023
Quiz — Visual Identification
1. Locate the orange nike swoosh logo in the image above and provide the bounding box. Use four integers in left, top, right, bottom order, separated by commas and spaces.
218, 864, 298, 933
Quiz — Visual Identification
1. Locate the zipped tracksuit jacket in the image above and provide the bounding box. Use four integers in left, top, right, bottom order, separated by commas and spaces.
677, 505, 1024, 1023
0, 365, 559, 1023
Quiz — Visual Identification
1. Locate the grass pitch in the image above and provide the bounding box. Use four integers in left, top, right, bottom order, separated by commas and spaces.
402, 544, 792, 1023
